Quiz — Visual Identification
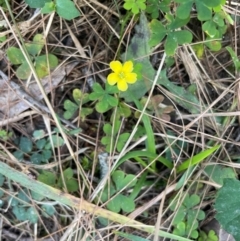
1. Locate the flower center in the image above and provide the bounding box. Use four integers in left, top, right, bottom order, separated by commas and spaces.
118, 71, 125, 79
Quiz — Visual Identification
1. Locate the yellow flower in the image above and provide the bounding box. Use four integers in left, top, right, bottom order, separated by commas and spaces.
107, 60, 137, 91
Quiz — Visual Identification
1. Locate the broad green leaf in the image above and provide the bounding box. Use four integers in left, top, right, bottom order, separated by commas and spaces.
56, 0, 80, 20
120, 13, 154, 101
25, 0, 51, 8
204, 165, 236, 185
26, 34, 44, 56
7, 47, 26, 65
215, 179, 240, 241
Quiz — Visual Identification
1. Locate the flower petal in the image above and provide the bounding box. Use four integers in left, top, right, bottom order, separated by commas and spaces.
110, 61, 122, 73
118, 80, 128, 91
122, 61, 134, 73
125, 73, 137, 84
107, 73, 118, 85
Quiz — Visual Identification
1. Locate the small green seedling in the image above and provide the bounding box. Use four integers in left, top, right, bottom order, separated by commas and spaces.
7, 34, 58, 80
63, 88, 93, 121
24, 0, 80, 20
170, 194, 205, 239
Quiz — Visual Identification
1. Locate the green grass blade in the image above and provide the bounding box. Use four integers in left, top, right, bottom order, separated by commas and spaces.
176, 145, 220, 173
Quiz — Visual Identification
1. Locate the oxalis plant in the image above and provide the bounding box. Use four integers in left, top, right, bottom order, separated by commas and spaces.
7, 33, 58, 79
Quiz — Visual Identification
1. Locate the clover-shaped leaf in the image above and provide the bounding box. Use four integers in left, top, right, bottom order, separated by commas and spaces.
89, 83, 118, 113
101, 122, 130, 152
116, 133, 130, 152
25, 34, 44, 56
35, 54, 58, 78
7, 34, 58, 80
146, 0, 170, 18
107, 194, 135, 213
102, 171, 137, 213
64, 89, 92, 120
63, 100, 78, 119
112, 170, 137, 191
184, 194, 200, 209
175, 0, 221, 21
56, 0, 80, 20
198, 230, 218, 241
123, 0, 146, 14
149, 18, 192, 55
